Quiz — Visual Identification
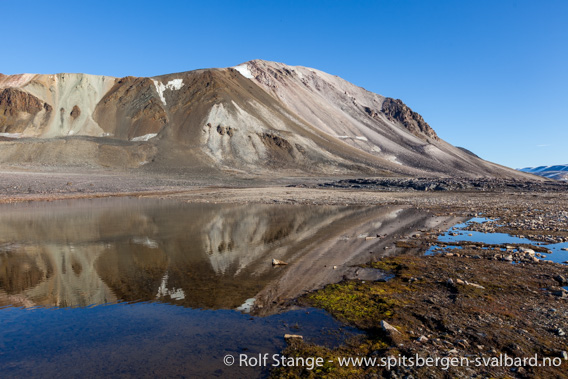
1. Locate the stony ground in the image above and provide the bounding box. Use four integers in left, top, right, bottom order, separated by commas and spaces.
274, 253, 568, 378
267, 183, 568, 379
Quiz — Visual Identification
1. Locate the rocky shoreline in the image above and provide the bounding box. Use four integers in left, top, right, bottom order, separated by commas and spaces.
298, 177, 568, 193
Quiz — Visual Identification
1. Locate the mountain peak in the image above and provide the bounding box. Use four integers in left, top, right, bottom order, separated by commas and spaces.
0, 62, 535, 179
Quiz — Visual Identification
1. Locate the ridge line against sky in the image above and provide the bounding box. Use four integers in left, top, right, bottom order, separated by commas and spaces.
1, 0, 566, 169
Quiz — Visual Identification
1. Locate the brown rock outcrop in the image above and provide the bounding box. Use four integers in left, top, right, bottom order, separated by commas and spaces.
0, 88, 52, 133
70, 105, 81, 120
381, 98, 438, 141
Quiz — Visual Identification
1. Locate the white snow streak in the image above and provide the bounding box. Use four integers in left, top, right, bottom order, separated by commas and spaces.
0, 133, 22, 139
152, 78, 184, 105
131, 133, 158, 142
337, 135, 368, 142
233, 64, 254, 79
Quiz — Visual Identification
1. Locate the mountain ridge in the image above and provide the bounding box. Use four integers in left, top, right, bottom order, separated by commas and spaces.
0, 60, 538, 180
519, 165, 568, 180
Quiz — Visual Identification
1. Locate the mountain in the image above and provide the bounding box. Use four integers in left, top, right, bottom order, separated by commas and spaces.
519, 165, 568, 180
0, 60, 535, 179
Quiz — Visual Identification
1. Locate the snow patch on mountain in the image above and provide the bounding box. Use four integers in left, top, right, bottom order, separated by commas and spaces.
233, 64, 254, 79
337, 135, 368, 142
152, 79, 184, 105
131, 133, 158, 142
0, 133, 22, 139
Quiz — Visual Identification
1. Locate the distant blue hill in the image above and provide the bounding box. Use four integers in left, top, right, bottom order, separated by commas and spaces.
518, 165, 568, 180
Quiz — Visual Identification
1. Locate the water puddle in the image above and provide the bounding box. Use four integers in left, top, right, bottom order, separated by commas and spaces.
428, 218, 568, 264
0, 303, 353, 378
0, 198, 456, 377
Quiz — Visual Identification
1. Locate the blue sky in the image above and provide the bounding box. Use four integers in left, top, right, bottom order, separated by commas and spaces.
1, 0, 566, 168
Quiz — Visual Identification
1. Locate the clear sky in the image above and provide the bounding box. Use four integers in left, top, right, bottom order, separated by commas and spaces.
1, 0, 566, 169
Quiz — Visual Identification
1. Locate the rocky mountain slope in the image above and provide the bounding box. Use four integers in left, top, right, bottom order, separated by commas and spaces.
519, 165, 568, 180
0, 61, 536, 179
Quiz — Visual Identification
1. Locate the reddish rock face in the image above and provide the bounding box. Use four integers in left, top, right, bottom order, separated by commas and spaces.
0, 87, 45, 116
93, 77, 168, 140
0, 88, 52, 133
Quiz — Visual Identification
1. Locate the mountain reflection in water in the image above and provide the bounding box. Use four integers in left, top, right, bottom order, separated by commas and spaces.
0, 198, 461, 313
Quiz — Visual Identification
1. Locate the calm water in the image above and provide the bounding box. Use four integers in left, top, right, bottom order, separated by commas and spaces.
428, 218, 568, 263
0, 198, 441, 377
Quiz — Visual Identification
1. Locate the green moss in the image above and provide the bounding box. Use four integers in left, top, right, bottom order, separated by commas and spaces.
270, 338, 388, 378
369, 256, 418, 277
368, 259, 402, 272
307, 281, 398, 329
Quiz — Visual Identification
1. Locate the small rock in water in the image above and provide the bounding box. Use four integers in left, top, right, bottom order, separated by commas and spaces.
272, 259, 288, 266
561, 248, 568, 251
521, 248, 535, 257
284, 334, 303, 340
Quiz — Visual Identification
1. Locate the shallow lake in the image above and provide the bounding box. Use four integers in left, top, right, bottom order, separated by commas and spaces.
427, 218, 568, 264
0, 198, 456, 377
